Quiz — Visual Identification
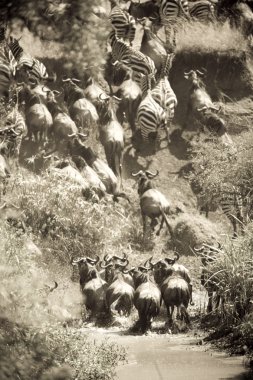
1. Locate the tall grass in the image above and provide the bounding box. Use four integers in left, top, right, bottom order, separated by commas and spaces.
176, 20, 248, 53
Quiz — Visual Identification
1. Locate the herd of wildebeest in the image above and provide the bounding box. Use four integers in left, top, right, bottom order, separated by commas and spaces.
0, 0, 252, 331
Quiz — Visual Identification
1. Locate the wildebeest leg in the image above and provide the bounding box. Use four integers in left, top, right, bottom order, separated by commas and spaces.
181, 304, 190, 324
207, 290, 213, 313
156, 216, 164, 236
231, 217, 238, 238
142, 213, 148, 239
150, 217, 158, 231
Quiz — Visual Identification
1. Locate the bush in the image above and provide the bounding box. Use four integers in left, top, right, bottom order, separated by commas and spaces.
206, 225, 253, 320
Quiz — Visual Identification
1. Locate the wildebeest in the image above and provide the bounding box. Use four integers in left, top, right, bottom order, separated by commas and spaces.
83, 76, 108, 112
131, 169, 172, 237
62, 77, 99, 132
97, 93, 124, 187
72, 256, 108, 317
128, 263, 162, 332
101, 259, 135, 317
184, 69, 232, 144
152, 256, 191, 326
19, 83, 53, 142
50, 159, 96, 200
139, 18, 167, 76
114, 65, 142, 135
44, 88, 80, 152
71, 155, 106, 199
68, 136, 130, 202
150, 253, 193, 305
128, 0, 161, 31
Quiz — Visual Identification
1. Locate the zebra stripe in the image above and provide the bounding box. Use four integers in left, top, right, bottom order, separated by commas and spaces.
4, 108, 26, 159
108, 31, 156, 85
137, 75, 166, 146
109, 3, 136, 43
160, 0, 189, 25
0, 45, 17, 99
219, 188, 244, 235
8, 37, 48, 80
189, 1, 215, 21
151, 54, 177, 121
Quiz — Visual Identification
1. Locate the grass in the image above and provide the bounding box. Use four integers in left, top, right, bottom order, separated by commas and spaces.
176, 20, 249, 53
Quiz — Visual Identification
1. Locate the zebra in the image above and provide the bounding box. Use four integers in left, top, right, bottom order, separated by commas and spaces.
108, 31, 156, 86
137, 74, 167, 152
0, 45, 17, 101
189, 0, 216, 22
109, 0, 136, 44
199, 185, 244, 237
151, 53, 177, 141
159, 0, 190, 48
1, 107, 27, 165
8, 36, 49, 81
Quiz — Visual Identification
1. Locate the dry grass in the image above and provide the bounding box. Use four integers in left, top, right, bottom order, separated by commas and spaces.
176, 20, 248, 53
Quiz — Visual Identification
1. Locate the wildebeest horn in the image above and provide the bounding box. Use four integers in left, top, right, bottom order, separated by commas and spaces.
174, 252, 180, 261
196, 69, 205, 76
71, 78, 81, 83
112, 252, 127, 261
62, 78, 72, 82
122, 267, 135, 274
8, 203, 20, 209
115, 260, 129, 268
43, 153, 53, 159
77, 132, 89, 138
202, 243, 220, 252
131, 170, 144, 177
49, 281, 58, 292
193, 245, 204, 252
138, 265, 149, 272
86, 256, 99, 265
72, 257, 86, 265
100, 261, 113, 269
112, 95, 122, 101
104, 254, 112, 262
144, 256, 153, 268
52, 90, 61, 95
67, 133, 77, 137
99, 93, 110, 101
145, 169, 159, 177
0, 202, 7, 210
197, 106, 207, 112
10, 128, 19, 136
165, 257, 176, 264
112, 60, 119, 66
184, 70, 193, 76
42, 86, 50, 93
16, 81, 25, 86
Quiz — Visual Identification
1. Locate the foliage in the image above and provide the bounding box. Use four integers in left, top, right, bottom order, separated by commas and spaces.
206, 226, 253, 320
189, 131, 253, 217
1, 0, 110, 76
5, 168, 138, 262
0, 220, 126, 380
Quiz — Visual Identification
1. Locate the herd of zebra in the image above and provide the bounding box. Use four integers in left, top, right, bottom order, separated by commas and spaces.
0, 0, 252, 240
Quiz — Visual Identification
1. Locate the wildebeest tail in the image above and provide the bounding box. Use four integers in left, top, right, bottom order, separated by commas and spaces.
160, 206, 173, 235
110, 293, 132, 316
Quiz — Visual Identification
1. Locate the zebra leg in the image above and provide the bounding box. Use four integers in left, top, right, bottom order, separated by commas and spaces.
156, 216, 164, 236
